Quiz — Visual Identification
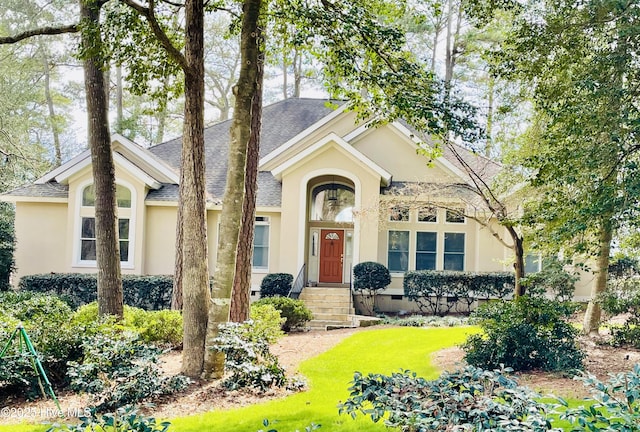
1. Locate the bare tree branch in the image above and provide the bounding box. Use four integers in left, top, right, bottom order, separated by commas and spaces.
0, 24, 78, 44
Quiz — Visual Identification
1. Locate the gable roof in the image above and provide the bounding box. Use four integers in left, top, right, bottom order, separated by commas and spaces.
2, 98, 501, 206
148, 98, 344, 206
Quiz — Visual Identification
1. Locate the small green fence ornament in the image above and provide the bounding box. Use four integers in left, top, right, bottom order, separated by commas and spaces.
0, 324, 62, 413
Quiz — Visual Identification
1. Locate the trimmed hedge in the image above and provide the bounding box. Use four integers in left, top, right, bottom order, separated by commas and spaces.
18, 273, 173, 310
403, 270, 514, 316
259, 273, 293, 298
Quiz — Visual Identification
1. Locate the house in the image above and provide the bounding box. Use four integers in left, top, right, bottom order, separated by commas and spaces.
2, 98, 591, 323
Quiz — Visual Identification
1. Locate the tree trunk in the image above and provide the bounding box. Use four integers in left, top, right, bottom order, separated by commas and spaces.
508, 226, 525, 297
179, 0, 210, 379
41, 51, 62, 166
115, 64, 123, 133
583, 221, 613, 335
80, 0, 123, 318
485, 75, 494, 157
203, 0, 262, 380
293, 49, 302, 98
171, 204, 183, 310
230, 38, 264, 322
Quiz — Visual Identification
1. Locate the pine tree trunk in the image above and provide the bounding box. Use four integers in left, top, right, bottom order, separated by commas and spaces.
583, 221, 613, 336
80, 0, 123, 318
179, 0, 209, 379
42, 51, 62, 166
171, 204, 183, 310
203, 0, 262, 380
230, 39, 264, 323
510, 229, 525, 297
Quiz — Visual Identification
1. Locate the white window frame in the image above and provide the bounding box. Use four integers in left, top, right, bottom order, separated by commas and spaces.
389, 204, 411, 222
417, 206, 438, 223
387, 230, 410, 273
443, 232, 465, 271
445, 208, 466, 224
252, 216, 270, 272
73, 179, 136, 269
415, 231, 437, 271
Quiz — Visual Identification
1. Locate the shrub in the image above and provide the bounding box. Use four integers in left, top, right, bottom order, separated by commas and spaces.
521, 258, 577, 301
353, 262, 390, 315
211, 320, 287, 391
382, 314, 468, 328
0, 203, 15, 291
600, 256, 640, 349
462, 296, 584, 373
67, 333, 189, 411
558, 363, 640, 431
46, 406, 171, 432
18, 273, 173, 310
0, 292, 84, 392
72, 302, 183, 347
260, 273, 293, 298
254, 297, 313, 332
339, 366, 553, 431
249, 303, 285, 344
403, 270, 514, 316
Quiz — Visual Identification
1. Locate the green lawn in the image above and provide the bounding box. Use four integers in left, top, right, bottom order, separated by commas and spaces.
170, 326, 476, 432
0, 326, 475, 432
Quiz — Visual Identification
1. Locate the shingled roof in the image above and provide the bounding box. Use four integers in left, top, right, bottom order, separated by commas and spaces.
147, 98, 342, 206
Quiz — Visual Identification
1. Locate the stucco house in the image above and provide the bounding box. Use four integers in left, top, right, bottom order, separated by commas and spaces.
3, 98, 566, 324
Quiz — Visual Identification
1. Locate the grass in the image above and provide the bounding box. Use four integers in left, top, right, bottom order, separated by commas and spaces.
170, 326, 476, 432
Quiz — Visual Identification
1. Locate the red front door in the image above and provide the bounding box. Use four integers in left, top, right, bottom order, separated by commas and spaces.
319, 229, 343, 283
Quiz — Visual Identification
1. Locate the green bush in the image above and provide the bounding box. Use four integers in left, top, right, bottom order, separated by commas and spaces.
249, 303, 285, 344
340, 366, 553, 431
382, 314, 469, 328
403, 270, 514, 316
211, 320, 287, 391
558, 363, 640, 431
462, 296, 584, 373
254, 297, 313, 332
353, 262, 390, 315
67, 333, 190, 411
46, 406, 171, 432
259, 273, 293, 298
0, 203, 15, 291
18, 273, 173, 310
72, 302, 183, 347
521, 258, 577, 301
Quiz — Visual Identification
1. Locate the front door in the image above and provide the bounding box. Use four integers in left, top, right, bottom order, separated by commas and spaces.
319, 229, 343, 283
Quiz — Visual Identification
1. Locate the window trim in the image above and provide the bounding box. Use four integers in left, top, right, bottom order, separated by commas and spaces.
445, 208, 466, 224
252, 216, 270, 273
417, 207, 438, 223
387, 229, 410, 273
443, 232, 465, 271
73, 179, 136, 269
389, 204, 411, 223
415, 231, 437, 271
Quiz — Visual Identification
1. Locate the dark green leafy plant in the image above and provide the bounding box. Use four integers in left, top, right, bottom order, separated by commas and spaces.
353, 262, 390, 315
211, 321, 287, 391
67, 333, 189, 411
404, 270, 514, 316
521, 258, 577, 301
253, 297, 313, 332
18, 273, 173, 310
46, 406, 171, 432
0, 292, 84, 392
339, 366, 554, 431
600, 256, 640, 349
259, 273, 294, 298
462, 296, 584, 373
0, 203, 14, 291
558, 364, 640, 431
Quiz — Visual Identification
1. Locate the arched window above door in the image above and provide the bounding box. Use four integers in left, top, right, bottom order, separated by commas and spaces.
310, 183, 355, 222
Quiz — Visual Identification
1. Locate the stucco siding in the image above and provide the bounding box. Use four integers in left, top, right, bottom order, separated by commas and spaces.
14, 202, 68, 281
144, 205, 177, 275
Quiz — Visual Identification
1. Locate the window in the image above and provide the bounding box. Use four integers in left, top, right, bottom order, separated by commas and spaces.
445, 208, 465, 223
252, 217, 270, 270
444, 233, 465, 271
416, 232, 437, 270
525, 253, 541, 273
418, 207, 437, 222
78, 183, 133, 266
389, 205, 410, 222
388, 230, 409, 272
310, 183, 354, 222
